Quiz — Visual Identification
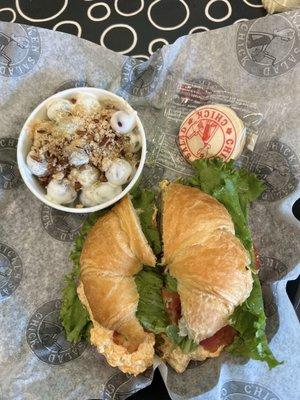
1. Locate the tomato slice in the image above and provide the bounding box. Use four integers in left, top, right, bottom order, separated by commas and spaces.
162, 288, 181, 325
200, 325, 236, 353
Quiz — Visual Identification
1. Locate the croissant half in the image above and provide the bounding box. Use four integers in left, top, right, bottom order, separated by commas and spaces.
160, 183, 253, 371
78, 195, 156, 375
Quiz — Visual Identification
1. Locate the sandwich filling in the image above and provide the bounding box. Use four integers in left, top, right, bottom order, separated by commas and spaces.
60, 158, 280, 370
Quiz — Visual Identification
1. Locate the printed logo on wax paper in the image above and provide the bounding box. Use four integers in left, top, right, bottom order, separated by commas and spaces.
121, 51, 163, 97
236, 13, 300, 77
178, 106, 237, 162
165, 79, 225, 123
26, 299, 87, 365
0, 243, 22, 301
258, 256, 288, 319
102, 370, 153, 400
0, 24, 41, 78
220, 380, 281, 400
0, 137, 22, 190
261, 284, 278, 318
41, 204, 86, 242
55, 79, 89, 93
248, 139, 299, 202
259, 255, 288, 283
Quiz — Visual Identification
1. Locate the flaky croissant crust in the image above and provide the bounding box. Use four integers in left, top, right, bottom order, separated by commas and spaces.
161, 183, 253, 370
78, 195, 156, 375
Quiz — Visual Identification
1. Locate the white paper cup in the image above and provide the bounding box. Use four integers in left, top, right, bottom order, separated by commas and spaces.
17, 87, 146, 214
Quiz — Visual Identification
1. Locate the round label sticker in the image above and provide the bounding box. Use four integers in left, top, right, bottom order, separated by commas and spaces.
0, 242, 22, 301
121, 51, 163, 97
26, 299, 87, 365
0, 24, 41, 77
41, 204, 86, 242
236, 13, 300, 77
221, 380, 281, 400
0, 137, 22, 190
178, 105, 241, 162
249, 139, 299, 202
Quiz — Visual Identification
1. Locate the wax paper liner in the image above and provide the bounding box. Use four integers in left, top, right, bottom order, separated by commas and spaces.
0, 10, 299, 400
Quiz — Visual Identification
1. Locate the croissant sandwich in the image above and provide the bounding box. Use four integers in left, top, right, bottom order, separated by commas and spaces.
60, 159, 280, 375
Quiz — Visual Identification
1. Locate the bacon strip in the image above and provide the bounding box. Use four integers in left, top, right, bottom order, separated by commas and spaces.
200, 325, 236, 352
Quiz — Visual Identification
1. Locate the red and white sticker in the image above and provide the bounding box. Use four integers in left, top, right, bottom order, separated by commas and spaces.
178, 105, 245, 162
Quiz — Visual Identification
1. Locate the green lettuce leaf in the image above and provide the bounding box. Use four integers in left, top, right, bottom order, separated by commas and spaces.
60, 266, 91, 343
135, 266, 197, 353
60, 211, 104, 343
185, 158, 265, 253
185, 158, 280, 368
131, 187, 162, 255
165, 325, 198, 354
164, 272, 178, 292
135, 266, 170, 334
228, 274, 282, 368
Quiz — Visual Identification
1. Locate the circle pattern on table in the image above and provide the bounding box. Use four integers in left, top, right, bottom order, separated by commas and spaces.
0, 1, 267, 57
87, 2, 111, 22
148, 0, 190, 31
15, 0, 68, 22
243, 0, 264, 7
133, 54, 149, 61
205, 0, 232, 23
0, 8, 16, 22
115, 0, 144, 17
53, 20, 82, 37
100, 24, 137, 54
189, 26, 209, 34
148, 38, 168, 55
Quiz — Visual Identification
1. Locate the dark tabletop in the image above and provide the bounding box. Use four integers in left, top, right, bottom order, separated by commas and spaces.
0, 0, 267, 58
0, 1, 299, 399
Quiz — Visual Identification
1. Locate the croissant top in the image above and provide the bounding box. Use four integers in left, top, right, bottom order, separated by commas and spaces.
79, 195, 156, 375
162, 183, 253, 343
